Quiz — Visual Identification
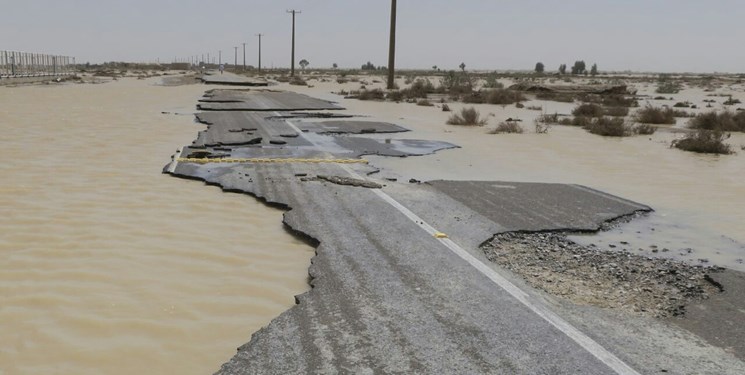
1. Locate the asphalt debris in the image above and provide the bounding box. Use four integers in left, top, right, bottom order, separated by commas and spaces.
482, 232, 724, 318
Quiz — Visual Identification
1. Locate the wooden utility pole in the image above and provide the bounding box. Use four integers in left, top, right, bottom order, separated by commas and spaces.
387, 0, 397, 89
256, 33, 263, 72
287, 10, 301, 77
234, 46, 238, 68
242, 43, 246, 70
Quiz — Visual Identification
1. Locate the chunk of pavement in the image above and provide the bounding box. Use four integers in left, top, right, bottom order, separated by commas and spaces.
269, 139, 287, 145
317, 175, 383, 189
280, 133, 299, 138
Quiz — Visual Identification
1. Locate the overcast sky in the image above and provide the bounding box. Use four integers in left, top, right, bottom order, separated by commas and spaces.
2, 0, 744, 73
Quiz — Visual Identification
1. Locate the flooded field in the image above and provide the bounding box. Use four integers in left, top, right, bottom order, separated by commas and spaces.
0, 77, 313, 375
283, 77, 745, 271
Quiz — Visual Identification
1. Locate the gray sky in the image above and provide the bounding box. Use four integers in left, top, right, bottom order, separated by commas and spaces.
2, 0, 744, 73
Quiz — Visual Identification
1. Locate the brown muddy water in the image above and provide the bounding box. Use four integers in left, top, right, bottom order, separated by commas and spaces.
0, 77, 313, 374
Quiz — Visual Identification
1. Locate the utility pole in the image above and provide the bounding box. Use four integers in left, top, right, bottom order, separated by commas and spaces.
256, 33, 263, 73
234, 46, 238, 68
218, 50, 222, 65
287, 9, 301, 77
242, 43, 246, 71
387, 0, 397, 89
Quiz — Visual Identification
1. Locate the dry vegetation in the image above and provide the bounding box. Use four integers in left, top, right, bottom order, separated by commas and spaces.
673, 130, 732, 154
446, 107, 488, 126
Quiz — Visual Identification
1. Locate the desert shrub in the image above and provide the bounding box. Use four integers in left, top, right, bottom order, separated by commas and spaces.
442, 70, 474, 95
584, 117, 630, 137
483, 74, 504, 89
537, 113, 560, 123
673, 101, 691, 108
603, 107, 629, 117
724, 96, 742, 105
446, 107, 488, 126
654, 96, 668, 100
526, 105, 542, 111
688, 111, 745, 132
601, 95, 638, 107
485, 89, 526, 105
633, 124, 657, 135
559, 116, 592, 127
635, 106, 676, 124
386, 90, 404, 102
461, 92, 485, 104
289, 76, 307, 86
489, 120, 524, 134
401, 78, 435, 99
417, 99, 434, 107
515, 102, 525, 108
672, 130, 732, 154
656, 81, 682, 94
572, 103, 604, 117
336, 78, 348, 84
357, 88, 385, 101
536, 92, 575, 103
442, 104, 451, 112
535, 121, 551, 134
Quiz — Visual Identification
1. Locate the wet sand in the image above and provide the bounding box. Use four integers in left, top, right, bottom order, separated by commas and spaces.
0, 77, 313, 375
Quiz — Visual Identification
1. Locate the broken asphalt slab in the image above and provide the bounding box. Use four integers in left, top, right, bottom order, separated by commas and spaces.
197, 89, 343, 111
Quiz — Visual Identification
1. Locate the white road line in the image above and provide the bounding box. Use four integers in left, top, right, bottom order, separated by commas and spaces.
167, 148, 183, 173
285, 114, 639, 374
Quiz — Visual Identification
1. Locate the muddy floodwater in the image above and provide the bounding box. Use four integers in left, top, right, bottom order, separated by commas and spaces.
0, 78, 313, 375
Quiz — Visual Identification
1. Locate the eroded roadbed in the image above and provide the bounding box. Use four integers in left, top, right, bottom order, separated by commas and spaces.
164, 89, 745, 374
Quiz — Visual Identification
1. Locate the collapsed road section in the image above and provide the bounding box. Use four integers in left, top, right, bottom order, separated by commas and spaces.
164, 89, 744, 374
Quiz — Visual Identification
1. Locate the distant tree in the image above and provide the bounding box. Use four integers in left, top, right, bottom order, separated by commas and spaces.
535, 62, 545, 73
590, 63, 598, 76
558, 64, 567, 75
571, 60, 586, 75
332, 63, 338, 69
432, 65, 438, 71
459, 62, 466, 72
299, 59, 309, 70
361, 61, 376, 70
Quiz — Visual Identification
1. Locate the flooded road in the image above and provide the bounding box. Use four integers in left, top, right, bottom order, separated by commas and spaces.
0, 77, 313, 375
